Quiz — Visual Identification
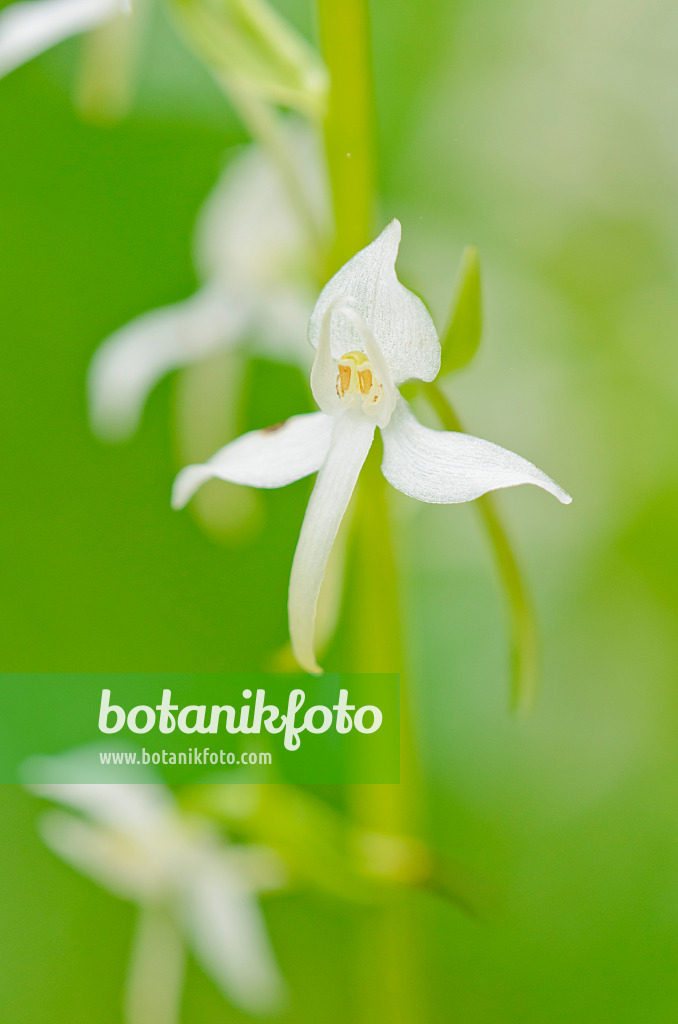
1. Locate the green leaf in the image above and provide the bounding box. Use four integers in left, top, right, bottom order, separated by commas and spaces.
439, 245, 482, 375
422, 381, 539, 712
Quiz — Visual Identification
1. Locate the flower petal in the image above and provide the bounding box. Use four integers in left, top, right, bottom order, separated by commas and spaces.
308, 220, 440, 385
254, 287, 314, 369
88, 286, 247, 441
0, 0, 121, 77
180, 851, 285, 1015
28, 777, 173, 836
172, 411, 334, 509
191, 127, 325, 373
38, 810, 159, 901
381, 397, 572, 504
289, 412, 375, 673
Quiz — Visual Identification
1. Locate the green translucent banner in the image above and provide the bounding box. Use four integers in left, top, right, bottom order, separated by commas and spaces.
0, 673, 400, 784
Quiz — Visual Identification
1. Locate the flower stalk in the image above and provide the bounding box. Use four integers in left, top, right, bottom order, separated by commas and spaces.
315, 0, 376, 270
314, 2, 422, 1018
345, 441, 424, 1024
75, 0, 143, 122
125, 905, 185, 1024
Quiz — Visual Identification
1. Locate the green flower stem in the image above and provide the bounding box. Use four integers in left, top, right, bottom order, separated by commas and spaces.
345, 440, 423, 1024
124, 905, 185, 1024
75, 5, 144, 122
348, 442, 421, 830
347, 440, 423, 840
314, 2, 422, 1015
315, 0, 376, 270
422, 380, 539, 711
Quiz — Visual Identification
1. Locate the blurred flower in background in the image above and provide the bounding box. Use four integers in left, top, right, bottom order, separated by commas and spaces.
27, 755, 287, 1018
89, 120, 328, 537
0, 0, 144, 120
0, 0, 130, 78
88, 122, 326, 444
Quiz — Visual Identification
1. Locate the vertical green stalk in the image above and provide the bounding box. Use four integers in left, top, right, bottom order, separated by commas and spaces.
348, 441, 418, 796
314, 5, 422, 1015
316, 0, 376, 270
75, 6, 144, 122
125, 906, 185, 1024
344, 443, 423, 1024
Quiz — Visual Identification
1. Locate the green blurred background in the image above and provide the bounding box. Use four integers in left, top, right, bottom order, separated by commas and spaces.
2, 0, 678, 1019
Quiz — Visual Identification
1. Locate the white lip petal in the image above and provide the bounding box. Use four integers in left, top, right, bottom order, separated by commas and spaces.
288, 413, 375, 674
171, 411, 334, 509
180, 854, 285, 1015
88, 287, 248, 442
0, 0, 120, 77
308, 220, 440, 386
381, 397, 572, 505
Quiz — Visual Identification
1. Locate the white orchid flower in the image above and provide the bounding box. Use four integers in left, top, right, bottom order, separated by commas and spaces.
0, 0, 130, 78
88, 128, 326, 441
28, 761, 286, 1015
172, 220, 572, 673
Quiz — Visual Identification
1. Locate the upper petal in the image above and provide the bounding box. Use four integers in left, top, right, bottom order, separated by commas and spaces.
308, 220, 440, 386
381, 397, 572, 504
0, 0, 121, 77
288, 412, 375, 673
172, 411, 334, 509
88, 286, 247, 441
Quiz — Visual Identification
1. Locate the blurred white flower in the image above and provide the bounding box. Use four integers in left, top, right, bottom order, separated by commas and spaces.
172, 220, 572, 673
0, 0, 129, 78
88, 127, 327, 441
29, 762, 286, 1015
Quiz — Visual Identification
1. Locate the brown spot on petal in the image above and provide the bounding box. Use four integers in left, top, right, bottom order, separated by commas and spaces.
262, 421, 287, 433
